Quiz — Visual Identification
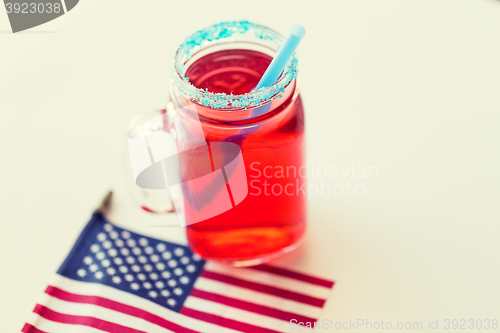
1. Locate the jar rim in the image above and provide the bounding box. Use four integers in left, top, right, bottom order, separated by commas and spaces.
171, 20, 298, 111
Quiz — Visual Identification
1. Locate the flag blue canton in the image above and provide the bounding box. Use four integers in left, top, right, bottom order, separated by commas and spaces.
57, 212, 205, 312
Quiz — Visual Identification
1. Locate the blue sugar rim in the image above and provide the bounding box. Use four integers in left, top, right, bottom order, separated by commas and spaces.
171, 20, 298, 110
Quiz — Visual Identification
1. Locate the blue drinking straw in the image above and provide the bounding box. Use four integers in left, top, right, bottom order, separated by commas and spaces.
254, 24, 306, 90
212, 24, 305, 207
228, 24, 306, 140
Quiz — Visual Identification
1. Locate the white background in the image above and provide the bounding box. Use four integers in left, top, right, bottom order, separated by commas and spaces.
1, 0, 499, 331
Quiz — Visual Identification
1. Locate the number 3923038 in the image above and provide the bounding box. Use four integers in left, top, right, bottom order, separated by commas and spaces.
444, 319, 498, 330
5, 2, 62, 14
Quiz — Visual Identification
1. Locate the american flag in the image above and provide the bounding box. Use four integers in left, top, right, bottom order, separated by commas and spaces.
22, 212, 334, 333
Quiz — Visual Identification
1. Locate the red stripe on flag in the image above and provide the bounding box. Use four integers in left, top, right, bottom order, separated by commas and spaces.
201, 270, 326, 308
32, 304, 146, 333
180, 307, 282, 333
21, 323, 47, 333
45, 286, 200, 333
190, 288, 317, 324
252, 265, 335, 288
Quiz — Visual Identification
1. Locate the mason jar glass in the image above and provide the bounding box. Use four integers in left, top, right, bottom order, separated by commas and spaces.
169, 21, 306, 266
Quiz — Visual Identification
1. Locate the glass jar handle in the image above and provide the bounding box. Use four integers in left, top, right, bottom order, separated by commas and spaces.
123, 104, 178, 215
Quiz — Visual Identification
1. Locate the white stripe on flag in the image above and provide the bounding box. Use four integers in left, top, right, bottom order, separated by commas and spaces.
49, 274, 243, 333
184, 296, 292, 332
37, 292, 173, 333
205, 262, 332, 299
194, 277, 322, 319
26, 313, 105, 333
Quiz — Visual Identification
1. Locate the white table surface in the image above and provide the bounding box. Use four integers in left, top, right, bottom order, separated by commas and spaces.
1, 0, 499, 332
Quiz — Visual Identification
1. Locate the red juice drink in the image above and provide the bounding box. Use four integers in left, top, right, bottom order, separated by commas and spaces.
169, 21, 306, 266
185, 50, 271, 95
